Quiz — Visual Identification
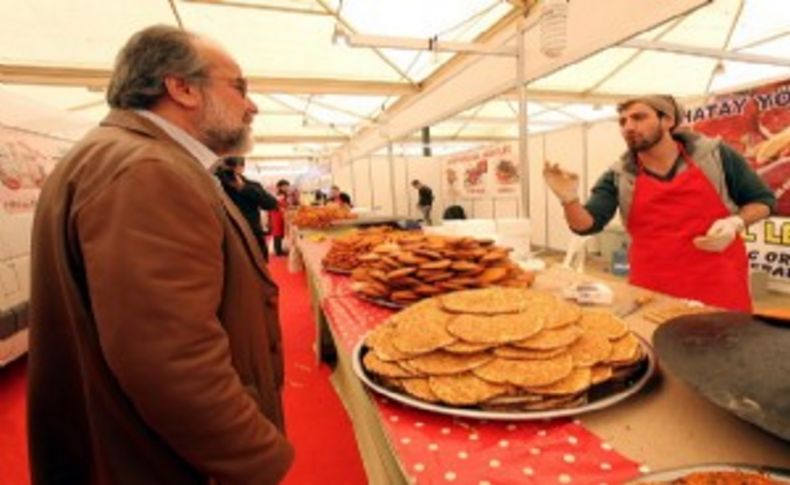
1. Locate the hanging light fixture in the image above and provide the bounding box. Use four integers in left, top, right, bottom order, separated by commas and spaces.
539, 0, 569, 58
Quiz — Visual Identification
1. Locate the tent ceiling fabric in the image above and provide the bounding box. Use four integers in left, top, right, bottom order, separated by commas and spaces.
0, 0, 787, 165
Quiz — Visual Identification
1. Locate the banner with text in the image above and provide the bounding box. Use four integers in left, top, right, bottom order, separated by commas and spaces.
687, 79, 790, 291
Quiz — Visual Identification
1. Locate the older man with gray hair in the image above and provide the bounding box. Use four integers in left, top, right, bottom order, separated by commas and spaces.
543, 94, 774, 312
28, 25, 293, 484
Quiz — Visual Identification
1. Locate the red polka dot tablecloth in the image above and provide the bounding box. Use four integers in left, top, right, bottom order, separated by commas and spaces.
320, 295, 647, 485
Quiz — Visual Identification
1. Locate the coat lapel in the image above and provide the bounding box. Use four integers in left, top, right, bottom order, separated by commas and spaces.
102, 109, 275, 284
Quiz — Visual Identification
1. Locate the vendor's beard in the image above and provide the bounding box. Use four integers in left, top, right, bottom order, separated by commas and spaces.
626, 126, 664, 153
199, 91, 253, 155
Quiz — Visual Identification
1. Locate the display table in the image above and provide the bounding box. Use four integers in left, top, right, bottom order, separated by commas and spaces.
296, 236, 790, 484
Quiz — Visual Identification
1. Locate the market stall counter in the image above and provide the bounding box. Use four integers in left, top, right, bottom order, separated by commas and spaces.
296, 235, 790, 484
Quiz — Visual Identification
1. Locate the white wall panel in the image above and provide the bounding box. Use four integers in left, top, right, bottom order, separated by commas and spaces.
333, 163, 353, 201
471, 199, 494, 219
352, 158, 372, 210
369, 156, 394, 216
393, 157, 410, 217
493, 198, 520, 219
528, 134, 547, 247
544, 126, 585, 252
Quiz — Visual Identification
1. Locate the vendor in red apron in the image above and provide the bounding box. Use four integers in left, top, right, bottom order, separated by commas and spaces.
544, 95, 775, 312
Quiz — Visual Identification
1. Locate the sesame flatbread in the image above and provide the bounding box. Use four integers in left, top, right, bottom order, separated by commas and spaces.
513, 324, 584, 350
391, 300, 457, 354
446, 313, 545, 344
568, 332, 613, 367
474, 354, 574, 388
526, 367, 593, 396
579, 310, 629, 340
492, 345, 567, 360
439, 288, 535, 315
590, 365, 613, 385
443, 340, 495, 354
428, 373, 509, 406
363, 352, 415, 378
365, 322, 412, 362
401, 377, 440, 402
405, 351, 493, 375
606, 333, 641, 364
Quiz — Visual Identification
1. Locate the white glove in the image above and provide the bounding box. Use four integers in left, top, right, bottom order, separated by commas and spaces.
693, 215, 745, 253
543, 162, 579, 204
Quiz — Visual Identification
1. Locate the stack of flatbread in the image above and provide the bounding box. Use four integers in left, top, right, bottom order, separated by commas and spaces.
350, 234, 535, 306
361, 288, 648, 412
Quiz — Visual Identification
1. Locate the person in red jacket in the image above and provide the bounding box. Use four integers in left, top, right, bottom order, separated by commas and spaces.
269, 179, 290, 256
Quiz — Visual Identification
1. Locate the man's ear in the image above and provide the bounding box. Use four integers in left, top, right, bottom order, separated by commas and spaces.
163, 75, 202, 109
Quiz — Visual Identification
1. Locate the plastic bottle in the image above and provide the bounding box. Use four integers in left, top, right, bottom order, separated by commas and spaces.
611, 242, 629, 277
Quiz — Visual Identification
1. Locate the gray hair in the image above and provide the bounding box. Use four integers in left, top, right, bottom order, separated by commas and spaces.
107, 25, 209, 109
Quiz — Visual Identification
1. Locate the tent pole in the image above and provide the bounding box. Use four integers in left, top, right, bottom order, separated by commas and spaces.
516, 16, 529, 220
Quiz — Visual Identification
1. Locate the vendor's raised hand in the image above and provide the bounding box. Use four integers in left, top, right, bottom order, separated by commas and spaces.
692, 215, 744, 253
543, 162, 579, 204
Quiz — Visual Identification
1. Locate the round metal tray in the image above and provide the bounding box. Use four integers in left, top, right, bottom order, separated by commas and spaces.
352, 334, 657, 421
626, 463, 790, 484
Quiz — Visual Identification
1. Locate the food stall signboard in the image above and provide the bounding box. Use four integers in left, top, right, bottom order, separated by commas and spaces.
687, 79, 790, 293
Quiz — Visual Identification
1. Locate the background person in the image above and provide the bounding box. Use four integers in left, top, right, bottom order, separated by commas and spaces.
28, 25, 293, 485
443, 204, 466, 220
411, 179, 434, 225
270, 179, 291, 256
328, 185, 351, 206
215, 156, 277, 260
544, 94, 774, 312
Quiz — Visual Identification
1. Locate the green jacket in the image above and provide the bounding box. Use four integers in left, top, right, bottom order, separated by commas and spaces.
577, 131, 776, 235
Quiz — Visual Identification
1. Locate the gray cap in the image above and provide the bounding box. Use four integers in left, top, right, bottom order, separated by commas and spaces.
618, 95, 684, 131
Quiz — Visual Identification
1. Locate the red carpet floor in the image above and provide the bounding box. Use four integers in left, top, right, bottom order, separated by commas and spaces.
0, 256, 366, 485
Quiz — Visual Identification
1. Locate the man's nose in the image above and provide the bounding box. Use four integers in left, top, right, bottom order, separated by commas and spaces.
247, 97, 259, 115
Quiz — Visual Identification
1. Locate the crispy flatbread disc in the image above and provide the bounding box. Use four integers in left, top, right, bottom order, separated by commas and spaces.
400, 377, 440, 402
526, 367, 592, 396
474, 354, 574, 387
568, 332, 613, 367
606, 333, 641, 364
363, 352, 415, 378
428, 373, 509, 406
365, 322, 412, 361
544, 300, 582, 329
513, 324, 584, 350
492, 345, 567, 360
405, 351, 493, 375
439, 288, 534, 315
590, 365, 613, 385
446, 313, 545, 344
443, 340, 495, 354
579, 310, 629, 340
391, 300, 457, 354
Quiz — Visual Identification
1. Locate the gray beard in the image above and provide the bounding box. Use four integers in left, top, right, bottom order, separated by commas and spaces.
203, 125, 251, 156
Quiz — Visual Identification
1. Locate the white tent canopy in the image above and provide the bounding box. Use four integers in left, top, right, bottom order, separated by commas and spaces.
0, 0, 788, 171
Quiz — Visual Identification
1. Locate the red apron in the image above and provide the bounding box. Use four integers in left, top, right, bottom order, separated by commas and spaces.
627, 144, 752, 312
